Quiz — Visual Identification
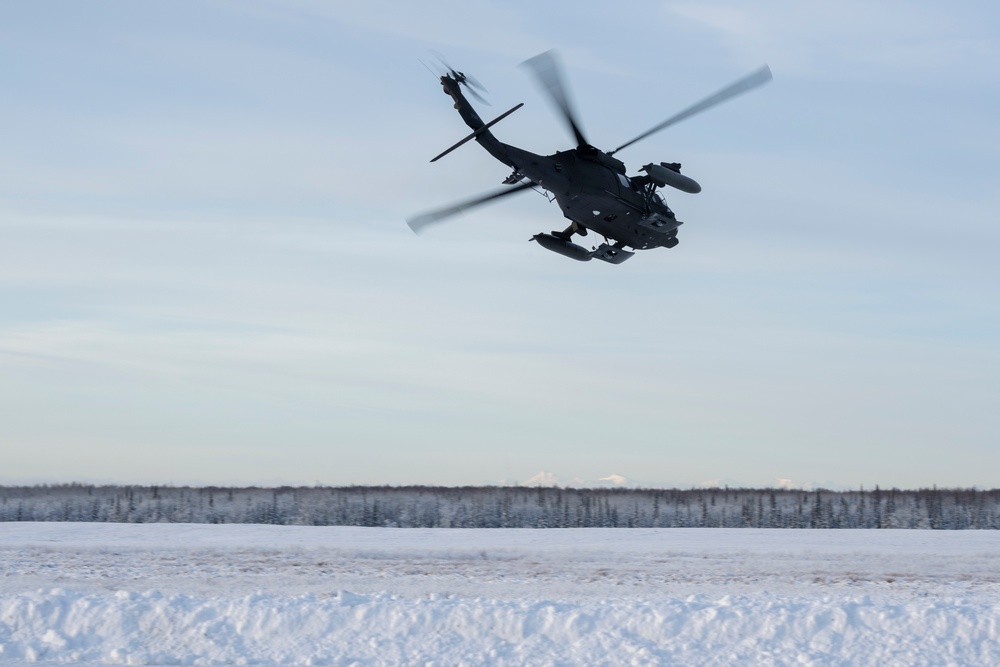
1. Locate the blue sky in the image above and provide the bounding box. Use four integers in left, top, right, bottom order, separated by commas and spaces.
2, 1, 998, 488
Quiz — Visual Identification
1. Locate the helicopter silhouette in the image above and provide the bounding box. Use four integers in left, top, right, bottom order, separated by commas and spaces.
407, 51, 771, 264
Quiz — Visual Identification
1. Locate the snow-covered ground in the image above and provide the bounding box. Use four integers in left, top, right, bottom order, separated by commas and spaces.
1, 523, 998, 665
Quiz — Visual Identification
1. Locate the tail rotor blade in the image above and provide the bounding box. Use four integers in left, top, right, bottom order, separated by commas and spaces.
460, 70, 488, 95
611, 65, 772, 155
406, 181, 537, 233
429, 50, 455, 75
464, 84, 491, 106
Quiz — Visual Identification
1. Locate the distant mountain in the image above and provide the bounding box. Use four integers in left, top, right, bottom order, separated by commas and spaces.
786, 479, 855, 491
517, 472, 633, 488
701, 478, 854, 491
698, 478, 748, 489
511, 472, 853, 490
519, 471, 561, 487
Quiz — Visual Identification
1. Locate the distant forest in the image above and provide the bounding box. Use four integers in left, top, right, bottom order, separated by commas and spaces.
3, 484, 1000, 529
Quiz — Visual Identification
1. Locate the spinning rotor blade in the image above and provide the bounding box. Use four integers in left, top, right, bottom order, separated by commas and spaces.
430, 51, 490, 105
463, 82, 491, 106
406, 181, 537, 233
520, 50, 589, 148
610, 65, 772, 155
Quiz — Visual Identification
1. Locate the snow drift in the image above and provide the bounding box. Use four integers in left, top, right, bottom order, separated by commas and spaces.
2, 523, 998, 665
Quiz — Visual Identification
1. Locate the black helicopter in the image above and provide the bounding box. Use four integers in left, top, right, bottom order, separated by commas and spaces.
407, 51, 771, 264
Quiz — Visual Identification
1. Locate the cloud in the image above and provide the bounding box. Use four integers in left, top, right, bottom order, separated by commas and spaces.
666, 1, 999, 80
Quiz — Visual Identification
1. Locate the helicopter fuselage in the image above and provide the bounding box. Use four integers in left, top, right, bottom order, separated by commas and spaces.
411, 54, 771, 262
441, 74, 681, 253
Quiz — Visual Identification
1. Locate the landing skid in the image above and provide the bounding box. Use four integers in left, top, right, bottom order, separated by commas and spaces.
590, 244, 634, 264
530, 233, 635, 264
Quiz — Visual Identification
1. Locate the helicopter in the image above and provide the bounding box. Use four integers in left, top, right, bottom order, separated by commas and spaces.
406, 51, 772, 264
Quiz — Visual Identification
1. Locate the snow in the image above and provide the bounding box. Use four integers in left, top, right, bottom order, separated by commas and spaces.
2, 523, 999, 665
517, 471, 631, 487
518, 471, 561, 486
596, 474, 628, 486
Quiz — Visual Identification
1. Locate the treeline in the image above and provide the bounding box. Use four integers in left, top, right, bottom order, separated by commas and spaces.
2, 484, 1000, 529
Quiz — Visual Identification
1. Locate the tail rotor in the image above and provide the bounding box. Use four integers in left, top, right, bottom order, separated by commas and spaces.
428, 51, 490, 105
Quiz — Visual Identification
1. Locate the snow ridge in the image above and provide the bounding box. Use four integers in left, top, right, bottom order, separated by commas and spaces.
2, 524, 1000, 666
3, 588, 998, 665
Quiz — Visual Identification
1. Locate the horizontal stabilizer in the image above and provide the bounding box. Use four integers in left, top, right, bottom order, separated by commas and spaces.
430, 103, 524, 162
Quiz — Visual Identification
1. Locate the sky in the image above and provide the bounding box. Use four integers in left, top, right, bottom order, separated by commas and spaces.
1, 1, 998, 489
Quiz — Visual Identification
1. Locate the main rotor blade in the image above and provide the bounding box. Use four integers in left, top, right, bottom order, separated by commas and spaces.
406, 181, 537, 234
610, 65, 772, 155
520, 50, 589, 148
